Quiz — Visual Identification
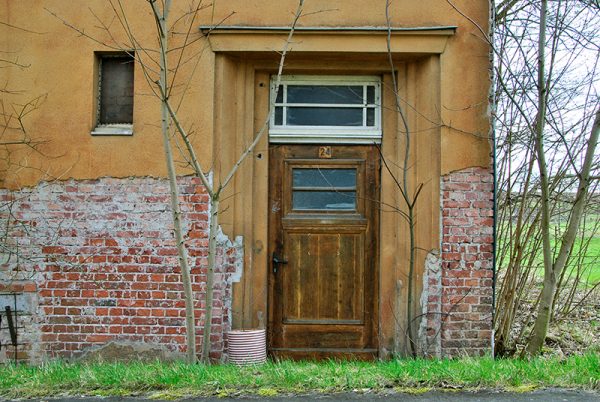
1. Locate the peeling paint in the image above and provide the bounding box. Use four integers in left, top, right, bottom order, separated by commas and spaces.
418, 249, 442, 358
216, 226, 244, 284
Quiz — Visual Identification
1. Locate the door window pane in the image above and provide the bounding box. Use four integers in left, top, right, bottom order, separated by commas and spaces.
293, 191, 356, 210
291, 168, 357, 211
293, 168, 356, 188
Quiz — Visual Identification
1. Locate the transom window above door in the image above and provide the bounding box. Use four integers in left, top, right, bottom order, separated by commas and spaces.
269, 76, 382, 144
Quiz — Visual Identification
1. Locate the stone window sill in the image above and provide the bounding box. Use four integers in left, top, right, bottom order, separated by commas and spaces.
91, 124, 133, 136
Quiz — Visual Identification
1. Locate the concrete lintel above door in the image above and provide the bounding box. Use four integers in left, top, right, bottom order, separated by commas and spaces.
199, 26, 456, 54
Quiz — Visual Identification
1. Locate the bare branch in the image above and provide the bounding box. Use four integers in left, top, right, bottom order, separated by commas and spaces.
218, 0, 305, 193
0, 20, 45, 35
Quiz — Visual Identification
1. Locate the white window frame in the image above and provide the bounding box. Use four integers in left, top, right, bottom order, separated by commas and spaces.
269, 75, 382, 144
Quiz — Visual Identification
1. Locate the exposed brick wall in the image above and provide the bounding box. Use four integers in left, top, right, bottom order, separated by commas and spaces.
1, 169, 494, 362
0, 177, 242, 363
438, 166, 494, 357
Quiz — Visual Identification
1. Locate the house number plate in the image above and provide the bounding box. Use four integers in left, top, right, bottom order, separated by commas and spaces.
319, 146, 332, 158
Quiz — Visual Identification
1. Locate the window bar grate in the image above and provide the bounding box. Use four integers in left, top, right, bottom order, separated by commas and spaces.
0, 293, 24, 364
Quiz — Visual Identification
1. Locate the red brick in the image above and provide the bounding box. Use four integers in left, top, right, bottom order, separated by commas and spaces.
42, 246, 67, 254
157, 248, 178, 256
87, 334, 113, 343
439, 167, 494, 357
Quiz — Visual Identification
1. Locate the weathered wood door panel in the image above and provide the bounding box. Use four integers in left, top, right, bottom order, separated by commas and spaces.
268, 145, 379, 360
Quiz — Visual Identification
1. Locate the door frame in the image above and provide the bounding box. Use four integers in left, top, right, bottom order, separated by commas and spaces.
219, 63, 442, 358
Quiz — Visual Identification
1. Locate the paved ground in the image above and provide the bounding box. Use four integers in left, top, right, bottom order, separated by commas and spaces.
17, 390, 600, 402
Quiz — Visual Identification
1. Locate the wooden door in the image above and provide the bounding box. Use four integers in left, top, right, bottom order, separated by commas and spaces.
268, 145, 379, 360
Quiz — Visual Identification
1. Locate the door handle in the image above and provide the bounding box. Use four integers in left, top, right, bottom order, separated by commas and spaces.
272, 253, 288, 273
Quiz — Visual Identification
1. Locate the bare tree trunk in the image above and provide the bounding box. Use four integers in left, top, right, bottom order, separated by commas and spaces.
525, 0, 552, 356
153, 0, 197, 363
201, 196, 219, 363
527, 107, 600, 354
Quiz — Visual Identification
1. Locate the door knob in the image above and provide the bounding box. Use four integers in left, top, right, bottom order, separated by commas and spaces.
272, 253, 288, 273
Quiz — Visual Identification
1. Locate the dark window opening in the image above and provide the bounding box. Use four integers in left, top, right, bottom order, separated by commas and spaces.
98, 53, 134, 125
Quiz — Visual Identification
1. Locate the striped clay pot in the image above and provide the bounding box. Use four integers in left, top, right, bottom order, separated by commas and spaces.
227, 329, 267, 365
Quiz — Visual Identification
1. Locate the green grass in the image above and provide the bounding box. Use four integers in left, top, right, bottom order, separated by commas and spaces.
582, 236, 600, 283
497, 218, 600, 286
0, 353, 598, 398
551, 233, 600, 285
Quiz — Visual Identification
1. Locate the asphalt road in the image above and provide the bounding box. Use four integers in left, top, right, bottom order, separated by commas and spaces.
16, 390, 600, 402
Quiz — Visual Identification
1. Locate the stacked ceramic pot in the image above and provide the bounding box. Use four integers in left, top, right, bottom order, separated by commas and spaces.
227, 329, 267, 365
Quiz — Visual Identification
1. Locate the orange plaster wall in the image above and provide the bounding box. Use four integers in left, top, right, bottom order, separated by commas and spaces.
1, 0, 491, 188
1, 0, 215, 188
